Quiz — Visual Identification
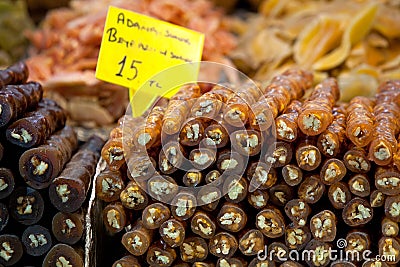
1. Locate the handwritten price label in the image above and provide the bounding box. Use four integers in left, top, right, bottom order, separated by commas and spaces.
96, 6, 204, 116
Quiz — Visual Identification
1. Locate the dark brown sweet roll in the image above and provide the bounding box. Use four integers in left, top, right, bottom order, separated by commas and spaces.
385, 195, 400, 222
101, 137, 126, 171
183, 169, 203, 187
284, 224, 311, 250
298, 175, 325, 204
0, 203, 8, 232
348, 174, 371, 197
328, 182, 352, 209
19, 126, 78, 189
216, 258, 246, 267
375, 166, 400, 196
189, 148, 216, 170
256, 207, 285, 239
147, 175, 178, 203
162, 84, 201, 135
320, 158, 347, 185
21, 225, 52, 256
142, 203, 171, 229
42, 243, 83, 267
309, 210, 337, 242
179, 118, 205, 147
295, 142, 322, 171
284, 199, 311, 227
103, 202, 127, 234
146, 240, 177, 267
0, 168, 14, 200
192, 262, 214, 267
280, 261, 304, 267
298, 78, 340, 136
343, 146, 371, 173
282, 164, 303, 186
122, 220, 153, 256
205, 170, 222, 185
265, 141, 293, 168
269, 184, 293, 207
238, 229, 264, 256
0, 61, 29, 85
0, 234, 23, 266
216, 149, 244, 175
197, 186, 221, 211
95, 168, 125, 202
330, 261, 356, 267
159, 218, 186, 247
180, 236, 208, 263
304, 240, 331, 267
112, 255, 141, 267
127, 153, 156, 181
370, 190, 385, 208
250, 69, 313, 130
378, 237, 400, 264
203, 120, 229, 149
275, 100, 302, 142
191, 211, 216, 239
246, 162, 277, 190
159, 141, 186, 174
223, 175, 248, 203
0, 82, 43, 127
171, 192, 197, 221
248, 258, 276, 267
52, 212, 84, 245
9, 187, 44, 225
119, 180, 148, 211
362, 260, 390, 267
382, 218, 399, 237
133, 105, 165, 150
247, 189, 269, 209
342, 198, 373, 226
6, 98, 66, 148
209, 232, 238, 258
217, 203, 247, 233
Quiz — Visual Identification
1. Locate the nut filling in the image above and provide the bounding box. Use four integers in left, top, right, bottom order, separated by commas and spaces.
16, 196, 35, 215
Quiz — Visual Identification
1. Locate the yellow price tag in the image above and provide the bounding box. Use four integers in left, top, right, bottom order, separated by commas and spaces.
96, 6, 204, 116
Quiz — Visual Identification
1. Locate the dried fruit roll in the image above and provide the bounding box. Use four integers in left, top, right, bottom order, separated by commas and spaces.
49, 135, 104, 212
268, 242, 288, 262
122, 220, 153, 256
284, 224, 311, 250
112, 255, 140, 267
317, 105, 347, 157
282, 164, 303, 186
19, 126, 78, 189
217, 203, 247, 232
248, 258, 276, 267
0, 168, 14, 200
179, 118, 205, 147
343, 147, 371, 173
346, 96, 375, 148
159, 218, 186, 247
171, 192, 197, 221
369, 81, 400, 166
0, 235, 23, 266
223, 175, 248, 203
21, 225, 52, 256
280, 261, 304, 267
216, 149, 244, 174
217, 258, 246, 267
42, 243, 83, 267
119, 180, 149, 210
133, 105, 165, 149
0, 82, 43, 127
309, 210, 337, 242
298, 175, 325, 204
238, 229, 264, 256
265, 142, 293, 168
342, 197, 373, 226
370, 190, 385, 208
382, 218, 399, 237
209, 232, 238, 258
147, 175, 178, 203
162, 84, 201, 135
304, 240, 331, 267
348, 174, 371, 197
275, 100, 302, 142
385, 195, 400, 222
0, 61, 29, 85
0, 203, 8, 232
247, 189, 269, 209
191, 84, 233, 119
320, 158, 347, 185
192, 262, 213, 267
183, 169, 203, 187
328, 182, 352, 209
180, 236, 208, 262
9, 187, 44, 225
269, 184, 293, 207
256, 207, 285, 238
146, 240, 177, 267
6, 98, 66, 148
52, 212, 84, 245
197, 186, 221, 211
250, 69, 313, 130
189, 148, 216, 170
95, 168, 125, 202
159, 141, 186, 175
142, 203, 171, 229
362, 260, 390, 267
295, 143, 322, 171
378, 237, 400, 264
103, 202, 127, 234
330, 261, 357, 267
127, 153, 156, 180
246, 162, 277, 190
101, 137, 126, 171
284, 199, 311, 227
205, 170, 222, 185
223, 83, 262, 127
298, 78, 340, 136
375, 166, 400, 196
191, 211, 216, 239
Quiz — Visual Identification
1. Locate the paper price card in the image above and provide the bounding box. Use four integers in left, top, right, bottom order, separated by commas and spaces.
96, 6, 204, 116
